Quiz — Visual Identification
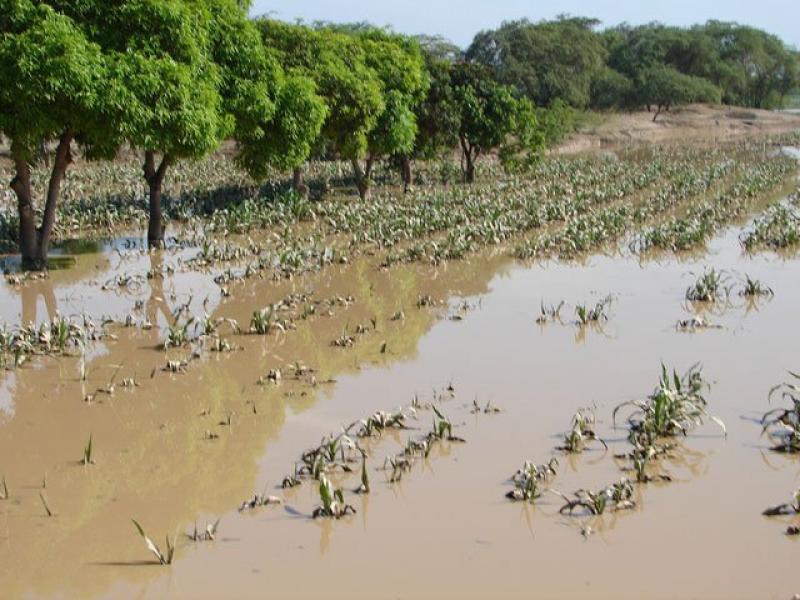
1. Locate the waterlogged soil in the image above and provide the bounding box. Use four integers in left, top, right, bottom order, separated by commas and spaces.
1, 211, 800, 599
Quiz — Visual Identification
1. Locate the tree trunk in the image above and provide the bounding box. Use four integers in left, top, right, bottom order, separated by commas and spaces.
459, 137, 476, 184
652, 106, 663, 122
292, 165, 309, 198
10, 132, 74, 270
400, 155, 413, 193
144, 151, 171, 249
351, 158, 373, 200
11, 154, 37, 267
37, 131, 74, 262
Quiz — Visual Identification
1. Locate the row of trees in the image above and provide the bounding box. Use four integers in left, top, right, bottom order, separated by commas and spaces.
467, 17, 799, 117
3, 6, 797, 268
1, 1, 547, 268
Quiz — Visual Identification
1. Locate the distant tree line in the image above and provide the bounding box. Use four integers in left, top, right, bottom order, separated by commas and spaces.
1, 3, 797, 268
467, 17, 799, 118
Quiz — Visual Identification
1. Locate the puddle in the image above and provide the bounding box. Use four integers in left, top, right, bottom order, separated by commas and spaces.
0, 213, 799, 599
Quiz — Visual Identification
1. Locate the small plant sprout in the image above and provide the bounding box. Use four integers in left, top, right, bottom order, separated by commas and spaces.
536, 300, 565, 324
471, 399, 502, 414
676, 316, 720, 331
39, 492, 53, 517
355, 454, 370, 494
132, 519, 176, 565
555, 479, 636, 516
312, 474, 356, 519
430, 405, 465, 442
685, 268, 732, 302
239, 488, 282, 511
740, 275, 773, 298
164, 317, 195, 350
558, 409, 607, 453
506, 458, 559, 503
574, 297, 611, 326
0, 475, 8, 500
188, 519, 220, 542
82, 434, 95, 465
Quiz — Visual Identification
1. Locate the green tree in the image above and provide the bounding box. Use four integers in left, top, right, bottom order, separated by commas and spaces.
450, 63, 542, 182
639, 65, 721, 121
0, 1, 122, 269
467, 16, 607, 108
103, 0, 227, 247
257, 20, 383, 197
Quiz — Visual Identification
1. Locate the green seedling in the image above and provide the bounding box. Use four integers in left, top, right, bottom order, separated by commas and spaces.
558, 409, 607, 453
132, 519, 175, 565
506, 458, 559, 503
312, 474, 355, 519
81, 434, 95, 465
188, 519, 220, 542
613, 363, 725, 438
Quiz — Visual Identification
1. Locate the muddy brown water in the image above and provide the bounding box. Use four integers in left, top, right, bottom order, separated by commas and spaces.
1, 208, 799, 599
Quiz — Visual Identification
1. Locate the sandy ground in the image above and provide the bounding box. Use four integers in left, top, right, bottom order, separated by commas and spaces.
555, 104, 800, 155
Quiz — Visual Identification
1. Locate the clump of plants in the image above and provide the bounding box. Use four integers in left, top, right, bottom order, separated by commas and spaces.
312, 475, 356, 519
558, 409, 607, 453
555, 479, 636, 515
613, 363, 725, 438
505, 458, 559, 503
574, 298, 611, 326
685, 269, 731, 302
761, 371, 800, 453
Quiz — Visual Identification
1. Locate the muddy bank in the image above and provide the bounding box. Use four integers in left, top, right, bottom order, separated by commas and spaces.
556, 104, 800, 155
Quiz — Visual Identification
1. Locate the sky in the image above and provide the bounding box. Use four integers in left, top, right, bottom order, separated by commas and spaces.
250, 0, 800, 48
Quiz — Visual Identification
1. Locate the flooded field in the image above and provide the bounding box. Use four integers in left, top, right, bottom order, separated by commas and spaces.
1, 147, 799, 600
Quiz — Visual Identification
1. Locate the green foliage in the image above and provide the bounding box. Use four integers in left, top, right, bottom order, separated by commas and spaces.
467, 16, 607, 108
0, 0, 119, 159
590, 67, 634, 110
638, 65, 721, 119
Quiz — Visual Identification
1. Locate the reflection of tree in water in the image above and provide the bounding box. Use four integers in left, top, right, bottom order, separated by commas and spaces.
19, 279, 58, 325
146, 251, 174, 330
